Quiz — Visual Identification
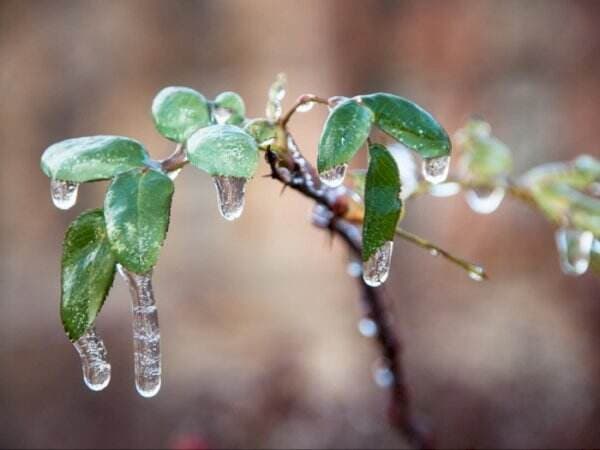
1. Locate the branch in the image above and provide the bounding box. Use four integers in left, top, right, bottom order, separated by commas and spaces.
266, 135, 432, 449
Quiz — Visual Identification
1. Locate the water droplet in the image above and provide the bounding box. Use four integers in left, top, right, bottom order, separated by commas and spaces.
362, 241, 394, 287
327, 96, 349, 110
118, 266, 161, 398
213, 106, 232, 125
465, 187, 505, 214
73, 326, 111, 391
296, 101, 315, 113
50, 179, 79, 210
555, 228, 594, 276
167, 168, 182, 180
373, 365, 394, 388
468, 266, 485, 281
429, 248, 440, 256
358, 318, 378, 337
212, 175, 247, 221
347, 260, 362, 278
429, 182, 461, 197
422, 156, 451, 184
319, 164, 348, 188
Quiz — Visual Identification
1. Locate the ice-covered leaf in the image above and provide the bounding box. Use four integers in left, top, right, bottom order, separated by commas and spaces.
41, 136, 148, 182
61, 209, 116, 341
152, 86, 211, 142
214, 91, 246, 125
317, 99, 374, 174
186, 124, 259, 178
362, 143, 403, 261
104, 168, 174, 273
361, 93, 451, 159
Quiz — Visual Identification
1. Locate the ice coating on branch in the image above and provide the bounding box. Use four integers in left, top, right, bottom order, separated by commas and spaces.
358, 318, 378, 338
118, 264, 161, 398
296, 101, 315, 112
422, 155, 450, 184
468, 265, 485, 281
555, 228, 594, 276
465, 186, 505, 214
212, 175, 247, 221
51, 179, 79, 210
73, 326, 111, 391
319, 164, 347, 188
362, 241, 394, 287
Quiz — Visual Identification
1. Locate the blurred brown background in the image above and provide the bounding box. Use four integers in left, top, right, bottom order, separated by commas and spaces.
1, 0, 600, 448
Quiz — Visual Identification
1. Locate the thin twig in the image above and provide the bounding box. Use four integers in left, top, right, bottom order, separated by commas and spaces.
280, 94, 329, 128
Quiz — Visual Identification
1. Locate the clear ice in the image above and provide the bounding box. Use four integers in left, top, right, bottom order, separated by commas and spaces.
212, 175, 247, 221
362, 241, 394, 287
373, 364, 395, 388
319, 164, 347, 188
465, 187, 505, 214
73, 326, 111, 392
422, 155, 450, 184
50, 179, 79, 210
118, 265, 161, 398
358, 318, 378, 338
468, 266, 485, 281
555, 228, 594, 276
296, 101, 315, 112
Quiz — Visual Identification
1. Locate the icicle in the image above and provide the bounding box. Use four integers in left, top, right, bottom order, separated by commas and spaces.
358, 318, 378, 337
118, 265, 161, 398
319, 164, 347, 188
212, 175, 247, 221
362, 241, 394, 287
73, 326, 111, 391
555, 228, 594, 276
422, 155, 450, 184
50, 179, 79, 210
213, 106, 232, 125
465, 186, 505, 214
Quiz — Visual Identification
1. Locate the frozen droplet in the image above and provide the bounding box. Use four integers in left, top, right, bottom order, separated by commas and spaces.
327, 96, 349, 110
362, 241, 394, 287
212, 175, 247, 221
213, 106, 232, 125
319, 164, 347, 188
468, 266, 485, 281
465, 187, 505, 214
118, 266, 161, 398
358, 318, 378, 337
555, 228, 594, 276
422, 156, 451, 184
51, 179, 79, 210
347, 260, 363, 278
429, 248, 440, 256
373, 365, 395, 388
167, 168, 182, 181
73, 326, 111, 392
265, 102, 282, 122
429, 182, 461, 197
296, 101, 315, 113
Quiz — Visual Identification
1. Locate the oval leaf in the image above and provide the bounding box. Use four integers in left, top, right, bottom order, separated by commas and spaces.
104, 168, 174, 273
317, 99, 374, 173
187, 124, 259, 178
361, 93, 451, 159
41, 136, 149, 182
363, 144, 403, 261
61, 209, 116, 341
152, 86, 211, 142
214, 91, 246, 125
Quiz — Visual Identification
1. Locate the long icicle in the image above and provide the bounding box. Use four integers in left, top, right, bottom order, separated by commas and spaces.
73, 326, 111, 391
117, 264, 162, 398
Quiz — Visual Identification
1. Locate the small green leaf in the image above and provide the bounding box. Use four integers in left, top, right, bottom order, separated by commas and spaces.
363, 144, 403, 261
152, 86, 211, 142
214, 91, 246, 125
317, 99, 374, 173
361, 93, 451, 159
41, 136, 149, 182
104, 168, 174, 273
187, 124, 259, 178
244, 118, 278, 147
61, 209, 116, 341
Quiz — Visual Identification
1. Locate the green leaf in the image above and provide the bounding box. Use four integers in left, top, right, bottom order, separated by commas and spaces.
186, 124, 259, 178
214, 91, 246, 125
361, 93, 451, 159
41, 136, 149, 182
362, 143, 403, 261
104, 168, 174, 273
152, 86, 211, 142
244, 118, 278, 147
61, 209, 116, 341
317, 99, 374, 173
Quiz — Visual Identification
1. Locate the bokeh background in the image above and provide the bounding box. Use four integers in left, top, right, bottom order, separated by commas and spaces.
1, 1, 600, 448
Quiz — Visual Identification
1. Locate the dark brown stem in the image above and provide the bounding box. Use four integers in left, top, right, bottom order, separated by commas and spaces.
266, 134, 432, 449
160, 143, 188, 172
